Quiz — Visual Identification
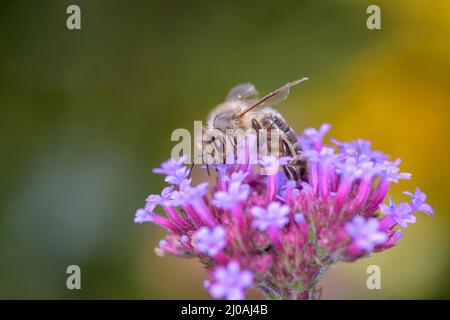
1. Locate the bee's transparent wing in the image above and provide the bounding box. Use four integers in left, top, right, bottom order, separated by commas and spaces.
226, 83, 259, 101
236, 77, 308, 118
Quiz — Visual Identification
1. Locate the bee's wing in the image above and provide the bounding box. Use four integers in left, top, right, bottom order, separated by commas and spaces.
236, 77, 308, 118
226, 83, 259, 101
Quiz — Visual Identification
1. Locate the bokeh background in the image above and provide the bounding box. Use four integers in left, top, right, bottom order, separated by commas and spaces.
0, 0, 449, 299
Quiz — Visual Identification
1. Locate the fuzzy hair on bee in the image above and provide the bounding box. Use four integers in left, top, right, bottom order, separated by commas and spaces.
201, 77, 309, 181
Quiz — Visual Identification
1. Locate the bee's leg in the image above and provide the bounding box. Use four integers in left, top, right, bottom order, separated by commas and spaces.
290, 155, 307, 181
251, 119, 263, 154
280, 137, 307, 182
298, 157, 307, 181
284, 165, 296, 181
280, 139, 295, 181
281, 139, 291, 157
251, 119, 262, 131
188, 160, 195, 178
288, 156, 308, 182
203, 150, 212, 176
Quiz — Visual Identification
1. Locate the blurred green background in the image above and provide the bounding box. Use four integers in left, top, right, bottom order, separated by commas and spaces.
0, 0, 449, 299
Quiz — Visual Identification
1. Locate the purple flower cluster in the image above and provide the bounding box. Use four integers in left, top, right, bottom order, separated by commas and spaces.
135, 124, 434, 300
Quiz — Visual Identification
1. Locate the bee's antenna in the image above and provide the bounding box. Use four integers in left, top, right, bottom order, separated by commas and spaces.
236, 76, 308, 118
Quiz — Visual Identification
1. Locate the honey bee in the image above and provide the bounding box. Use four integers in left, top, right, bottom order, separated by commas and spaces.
202, 77, 308, 181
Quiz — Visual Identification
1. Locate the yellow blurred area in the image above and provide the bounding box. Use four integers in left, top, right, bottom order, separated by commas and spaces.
319, 0, 450, 299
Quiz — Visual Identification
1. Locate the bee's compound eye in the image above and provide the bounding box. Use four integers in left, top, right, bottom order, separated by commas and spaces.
213, 136, 223, 150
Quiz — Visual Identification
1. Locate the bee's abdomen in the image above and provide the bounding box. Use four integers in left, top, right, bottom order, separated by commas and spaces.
268, 113, 307, 181
270, 114, 301, 154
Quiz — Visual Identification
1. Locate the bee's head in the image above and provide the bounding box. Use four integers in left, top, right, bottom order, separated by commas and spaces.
207, 100, 243, 131
211, 111, 236, 132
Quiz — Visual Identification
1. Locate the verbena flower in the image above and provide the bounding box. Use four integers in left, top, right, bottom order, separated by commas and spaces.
346, 216, 388, 252
379, 198, 415, 228
153, 155, 187, 175
145, 186, 174, 210
403, 187, 434, 215
206, 261, 253, 300
193, 226, 227, 257
212, 182, 250, 210
135, 124, 434, 300
251, 202, 290, 231
164, 167, 190, 185
134, 208, 153, 224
